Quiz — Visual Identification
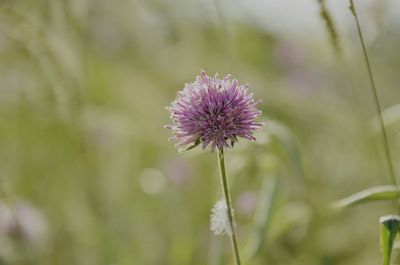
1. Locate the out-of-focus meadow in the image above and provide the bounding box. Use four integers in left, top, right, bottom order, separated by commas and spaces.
1, 0, 400, 264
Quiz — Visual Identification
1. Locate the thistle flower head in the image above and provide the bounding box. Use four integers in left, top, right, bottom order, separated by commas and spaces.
166, 70, 263, 151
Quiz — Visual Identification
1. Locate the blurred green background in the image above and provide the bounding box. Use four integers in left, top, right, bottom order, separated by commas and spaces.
1, 0, 400, 264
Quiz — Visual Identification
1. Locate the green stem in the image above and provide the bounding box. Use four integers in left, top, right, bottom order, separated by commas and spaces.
349, 0, 399, 212
217, 148, 242, 265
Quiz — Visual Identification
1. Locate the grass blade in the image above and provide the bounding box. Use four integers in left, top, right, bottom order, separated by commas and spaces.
333, 185, 400, 208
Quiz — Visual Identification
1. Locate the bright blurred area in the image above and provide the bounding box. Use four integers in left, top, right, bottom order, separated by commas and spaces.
1, 0, 400, 264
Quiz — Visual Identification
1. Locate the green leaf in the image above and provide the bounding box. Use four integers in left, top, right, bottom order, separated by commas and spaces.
333, 185, 400, 208
380, 215, 400, 265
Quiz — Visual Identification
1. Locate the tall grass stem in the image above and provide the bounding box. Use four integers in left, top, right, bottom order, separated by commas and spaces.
349, 0, 399, 212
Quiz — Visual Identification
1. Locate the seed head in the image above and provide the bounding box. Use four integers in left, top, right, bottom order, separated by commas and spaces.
210, 199, 232, 236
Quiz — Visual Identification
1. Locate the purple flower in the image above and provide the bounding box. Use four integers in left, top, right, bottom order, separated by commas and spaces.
166, 70, 263, 151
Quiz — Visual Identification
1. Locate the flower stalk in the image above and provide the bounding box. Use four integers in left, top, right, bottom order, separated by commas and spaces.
217, 148, 242, 265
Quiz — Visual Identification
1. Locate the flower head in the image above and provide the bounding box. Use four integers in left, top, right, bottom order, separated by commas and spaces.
166, 70, 263, 151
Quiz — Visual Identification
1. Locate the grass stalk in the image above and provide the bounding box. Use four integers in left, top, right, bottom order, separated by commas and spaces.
348, 0, 399, 211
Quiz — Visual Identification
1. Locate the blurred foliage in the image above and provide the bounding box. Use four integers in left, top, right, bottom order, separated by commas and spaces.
0, 0, 400, 265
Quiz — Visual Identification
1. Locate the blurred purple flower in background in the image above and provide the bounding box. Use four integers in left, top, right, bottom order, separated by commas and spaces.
0, 201, 48, 247
236, 191, 257, 216
166, 70, 263, 151
162, 157, 193, 186
274, 41, 324, 96
274, 42, 304, 69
